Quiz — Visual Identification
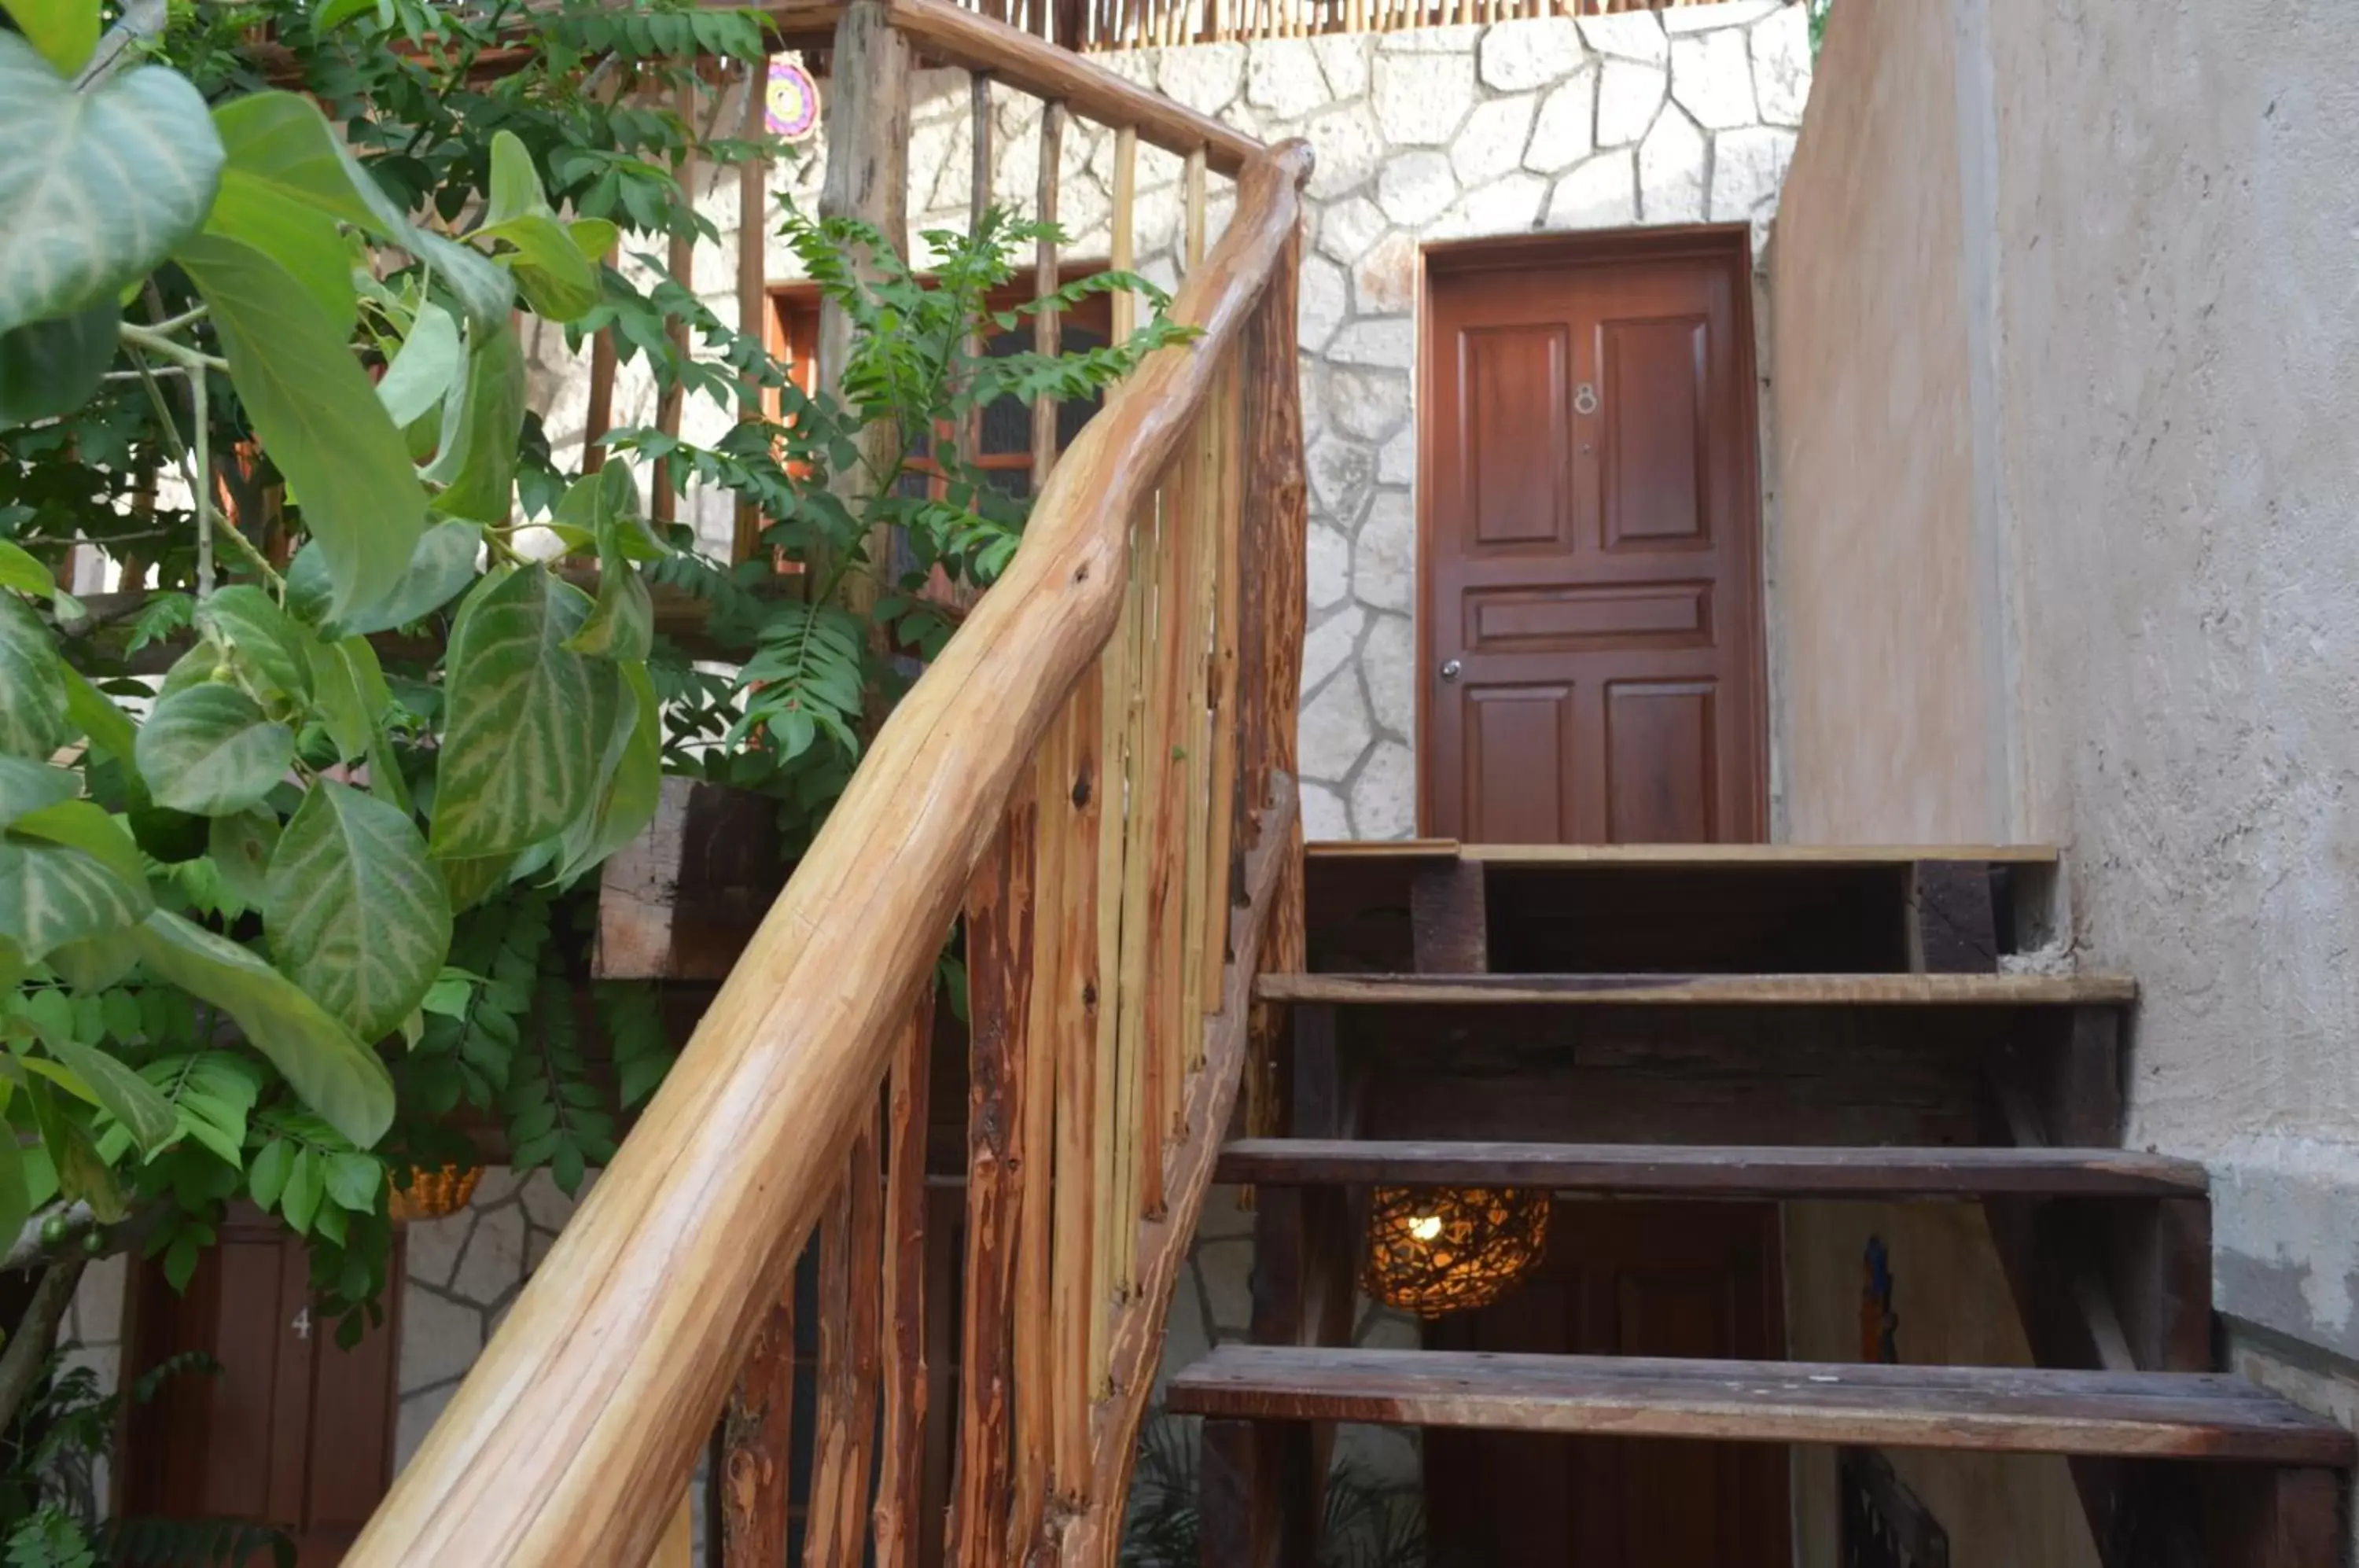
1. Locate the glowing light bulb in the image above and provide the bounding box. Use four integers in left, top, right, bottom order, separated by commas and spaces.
1410, 1214, 1443, 1242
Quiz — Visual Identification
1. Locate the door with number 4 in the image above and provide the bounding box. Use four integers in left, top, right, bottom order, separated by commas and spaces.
1419, 230, 1767, 845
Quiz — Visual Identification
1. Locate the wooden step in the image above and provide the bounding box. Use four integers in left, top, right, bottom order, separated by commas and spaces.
1257, 971, 2136, 1007
1166, 1347, 2356, 1467
1213, 1139, 2207, 1198
1308, 841, 2061, 867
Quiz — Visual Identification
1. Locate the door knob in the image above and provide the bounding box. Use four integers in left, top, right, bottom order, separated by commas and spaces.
1439, 658, 1463, 683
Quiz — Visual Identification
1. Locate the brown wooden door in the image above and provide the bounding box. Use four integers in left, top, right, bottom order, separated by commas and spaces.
1423, 1201, 1789, 1567
123, 1209, 401, 1566
1420, 235, 1765, 844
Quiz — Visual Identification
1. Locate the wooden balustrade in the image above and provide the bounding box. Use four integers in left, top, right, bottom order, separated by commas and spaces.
348, 5, 1311, 1557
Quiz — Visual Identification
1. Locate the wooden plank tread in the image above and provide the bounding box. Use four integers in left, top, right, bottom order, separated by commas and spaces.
1213, 1139, 2208, 1198
1255, 972, 2136, 1007
1165, 1347, 2356, 1467
1305, 841, 2060, 867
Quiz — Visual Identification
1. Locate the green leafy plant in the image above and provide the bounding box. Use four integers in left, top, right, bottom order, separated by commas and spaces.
1121, 1414, 1432, 1568
0, 1349, 293, 1567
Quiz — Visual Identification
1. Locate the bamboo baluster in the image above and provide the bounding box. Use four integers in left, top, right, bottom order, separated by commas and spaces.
871, 986, 939, 1568
1048, 661, 1105, 1514
964, 73, 992, 499
734, 55, 773, 564
1137, 455, 1192, 1225
1100, 120, 1150, 1324
1009, 721, 1065, 1559
801, 1113, 884, 1568
1032, 102, 1067, 492
1175, 399, 1220, 1068
718, 1262, 797, 1566
1198, 363, 1244, 1022
645, 1494, 694, 1568
1091, 507, 1145, 1397
1110, 495, 1157, 1281
654, 79, 697, 528
948, 777, 1036, 1566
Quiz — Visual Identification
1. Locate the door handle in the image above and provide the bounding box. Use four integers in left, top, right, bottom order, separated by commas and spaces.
1439, 658, 1463, 683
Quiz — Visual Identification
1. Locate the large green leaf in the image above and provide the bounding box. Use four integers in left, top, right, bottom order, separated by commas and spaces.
303, 639, 370, 762
129, 910, 395, 1148
0, 758, 76, 830
62, 669, 138, 776
1, 0, 99, 75
135, 683, 295, 817
422, 321, 525, 523
267, 779, 451, 1043
0, 833, 148, 959
208, 807, 280, 908
484, 130, 546, 227
557, 661, 661, 881
46, 1036, 178, 1154
374, 300, 461, 429
201, 171, 354, 333
480, 212, 601, 323
195, 583, 315, 705
201, 93, 386, 333
565, 558, 653, 662
310, 522, 481, 639
429, 569, 616, 859
0, 296, 119, 426
13, 798, 148, 891
175, 233, 426, 624
0, 595, 70, 760
328, 137, 512, 329
0, 38, 223, 335
0, 542, 48, 598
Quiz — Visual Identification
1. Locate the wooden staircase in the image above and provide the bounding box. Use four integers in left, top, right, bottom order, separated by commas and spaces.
1167, 841, 2355, 1566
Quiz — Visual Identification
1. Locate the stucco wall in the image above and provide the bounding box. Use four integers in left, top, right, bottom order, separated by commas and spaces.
1772, 0, 2359, 1540
536, 0, 1812, 842
1769, 0, 2000, 845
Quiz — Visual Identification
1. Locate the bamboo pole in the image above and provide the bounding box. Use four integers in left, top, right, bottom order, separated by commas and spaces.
1032, 101, 1067, 493
1008, 714, 1065, 1559
870, 985, 939, 1568
1197, 363, 1243, 1024
1047, 662, 1104, 1511
948, 776, 1037, 1566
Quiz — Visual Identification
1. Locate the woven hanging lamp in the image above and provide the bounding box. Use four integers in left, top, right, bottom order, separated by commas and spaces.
1360, 1185, 1551, 1319
389, 1162, 483, 1221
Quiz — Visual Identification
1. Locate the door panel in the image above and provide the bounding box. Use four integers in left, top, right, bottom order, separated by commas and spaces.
1422, 238, 1765, 845
126, 1209, 400, 1566
1424, 1201, 1789, 1568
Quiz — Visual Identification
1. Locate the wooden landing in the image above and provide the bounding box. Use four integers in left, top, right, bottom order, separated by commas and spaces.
1305, 840, 2061, 867
1166, 1348, 2357, 1466
1254, 972, 2138, 1007
1213, 1139, 2208, 1198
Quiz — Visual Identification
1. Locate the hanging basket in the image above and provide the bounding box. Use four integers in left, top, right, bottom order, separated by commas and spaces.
391, 1163, 483, 1222
1360, 1185, 1550, 1319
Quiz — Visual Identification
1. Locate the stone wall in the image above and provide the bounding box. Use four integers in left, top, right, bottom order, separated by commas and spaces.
533, 0, 1813, 841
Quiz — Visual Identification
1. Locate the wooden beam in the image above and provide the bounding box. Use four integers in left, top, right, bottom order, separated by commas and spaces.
886, 0, 1264, 174
718, 1253, 797, 1566
1255, 972, 2140, 1007
344, 145, 1310, 1568
802, 1112, 884, 1568
1407, 859, 1486, 974
1908, 859, 2000, 973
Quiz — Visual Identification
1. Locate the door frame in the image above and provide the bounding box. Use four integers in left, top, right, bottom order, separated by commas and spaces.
1413, 223, 1771, 841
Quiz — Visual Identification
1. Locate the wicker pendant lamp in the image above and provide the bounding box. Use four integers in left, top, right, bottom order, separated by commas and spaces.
1360, 1185, 1551, 1319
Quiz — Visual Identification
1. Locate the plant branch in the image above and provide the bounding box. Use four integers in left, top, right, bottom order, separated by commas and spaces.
118, 323, 227, 375
0, 1204, 94, 1273
0, 1255, 89, 1442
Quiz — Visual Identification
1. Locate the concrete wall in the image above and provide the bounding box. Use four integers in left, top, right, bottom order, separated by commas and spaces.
1774, 0, 2359, 1552
535, 0, 1813, 841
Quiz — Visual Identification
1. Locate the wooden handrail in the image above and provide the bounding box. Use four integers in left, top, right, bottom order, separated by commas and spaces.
345, 138, 1312, 1568
886, 0, 1264, 174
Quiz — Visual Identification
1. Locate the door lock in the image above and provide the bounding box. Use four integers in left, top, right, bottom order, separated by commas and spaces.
1574, 381, 1599, 416
1439, 658, 1463, 683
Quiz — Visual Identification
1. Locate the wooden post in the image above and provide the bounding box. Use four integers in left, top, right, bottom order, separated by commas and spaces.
949, 778, 1037, 1566
964, 73, 992, 478
718, 1264, 797, 1566
819, 0, 912, 612
583, 328, 617, 475
1009, 722, 1065, 1556
802, 1112, 884, 1568
733, 55, 773, 564
871, 986, 939, 1568
1047, 665, 1105, 1519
